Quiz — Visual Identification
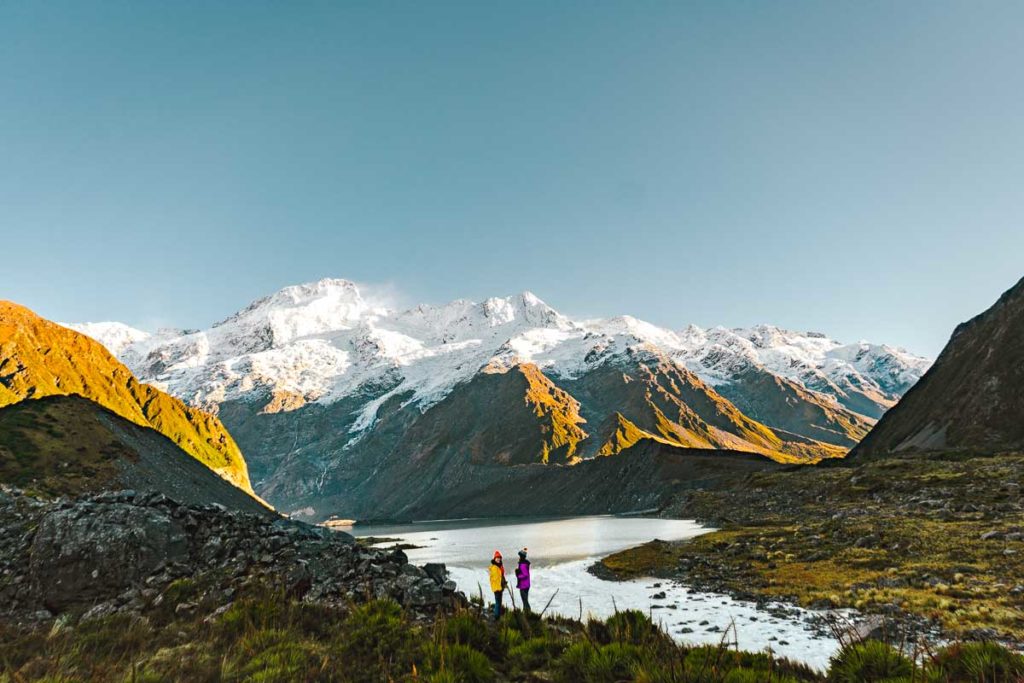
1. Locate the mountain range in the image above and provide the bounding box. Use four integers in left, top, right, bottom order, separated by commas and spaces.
67, 279, 930, 520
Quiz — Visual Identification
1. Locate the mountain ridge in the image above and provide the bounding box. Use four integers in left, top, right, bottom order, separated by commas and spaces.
0, 301, 258, 498
0, 395, 270, 514
68, 278, 928, 425
65, 279, 931, 519
853, 275, 1024, 457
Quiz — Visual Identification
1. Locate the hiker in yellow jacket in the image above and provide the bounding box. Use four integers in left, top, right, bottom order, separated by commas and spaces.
489, 550, 507, 619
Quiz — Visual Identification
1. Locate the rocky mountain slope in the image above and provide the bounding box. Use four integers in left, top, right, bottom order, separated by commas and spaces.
0, 395, 268, 513
0, 301, 257, 497
70, 279, 929, 520
854, 275, 1024, 457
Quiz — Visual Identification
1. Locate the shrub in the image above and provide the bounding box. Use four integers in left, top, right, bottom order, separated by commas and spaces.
676, 646, 819, 682
605, 609, 661, 646
828, 641, 914, 682
227, 632, 324, 683
423, 672, 458, 683
929, 641, 1024, 682
586, 617, 611, 645
507, 636, 564, 672
215, 593, 289, 643
335, 599, 418, 682
555, 641, 643, 683
135, 643, 223, 683
498, 624, 524, 652
72, 613, 153, 667
442, 611, 499, 655
723, 670, 805, 683
424, 643, 494, 683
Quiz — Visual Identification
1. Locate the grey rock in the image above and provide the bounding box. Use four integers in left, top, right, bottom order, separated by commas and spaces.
1, 487, 464, 622
30, 504, 187, 612
423, 562, 448, 585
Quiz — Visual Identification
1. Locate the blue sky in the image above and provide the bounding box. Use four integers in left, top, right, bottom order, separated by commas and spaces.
2, 1, 1022, 356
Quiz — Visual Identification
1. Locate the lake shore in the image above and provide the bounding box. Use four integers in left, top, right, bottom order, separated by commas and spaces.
355, 515, 864, 668
591, 452, 1024, 650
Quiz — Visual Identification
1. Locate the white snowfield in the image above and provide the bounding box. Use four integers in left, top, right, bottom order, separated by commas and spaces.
66, 278, 931, 432
64, 321, 151, 357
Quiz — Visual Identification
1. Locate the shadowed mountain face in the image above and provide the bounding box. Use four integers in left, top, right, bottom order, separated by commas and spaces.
0, 395, 269, 514
0, 301, 257, 498
243, 353, 823, 521
385, 439, 785, 522
854, 276, 1024, 457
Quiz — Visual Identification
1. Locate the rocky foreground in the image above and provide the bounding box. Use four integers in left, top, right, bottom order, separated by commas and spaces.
1, 484, 1023, 681
0, 486, 460, 624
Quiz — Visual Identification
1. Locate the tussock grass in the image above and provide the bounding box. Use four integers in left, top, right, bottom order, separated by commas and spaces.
0, 587, 1021, 682
600, 453, 1024, 642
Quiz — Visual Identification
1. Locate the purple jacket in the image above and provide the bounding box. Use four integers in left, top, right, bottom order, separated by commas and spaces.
515, 560, 531, 589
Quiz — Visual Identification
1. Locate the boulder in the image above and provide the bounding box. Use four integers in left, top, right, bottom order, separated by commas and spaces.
30, 503, 187, 612
423, 562, 448, 585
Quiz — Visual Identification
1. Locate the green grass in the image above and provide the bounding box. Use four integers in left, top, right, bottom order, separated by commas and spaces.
0, 398, 128, 496
599, 452, 1024, 642
2, 587, 1020, 682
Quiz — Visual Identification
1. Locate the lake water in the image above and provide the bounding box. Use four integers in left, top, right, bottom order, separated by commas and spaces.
354, 515, 852, 671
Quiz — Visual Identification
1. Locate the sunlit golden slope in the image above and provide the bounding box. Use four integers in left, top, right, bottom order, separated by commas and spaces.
559, 354, 846, 463
0, 301, 257, 496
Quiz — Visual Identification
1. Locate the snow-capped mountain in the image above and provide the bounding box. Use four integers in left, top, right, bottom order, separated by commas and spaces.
64, 321, 152, 357
67, 278, 930, 520
676, 324, 930, 419
69, 278, 926, 423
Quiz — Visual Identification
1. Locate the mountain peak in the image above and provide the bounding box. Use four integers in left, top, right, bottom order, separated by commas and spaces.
591, 315, 683, 350
480, 291, 567, 329
68, 282, 930, 431
61, 321, 151, 356
519, 290, 545, 307
220, 278, 366, 323
209, 278, 378, 349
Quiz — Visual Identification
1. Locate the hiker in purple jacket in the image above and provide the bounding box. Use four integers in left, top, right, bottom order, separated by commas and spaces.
515, 548, 532, 613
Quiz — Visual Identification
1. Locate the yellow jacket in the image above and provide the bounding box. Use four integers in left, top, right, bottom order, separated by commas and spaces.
489, 562, 506, 592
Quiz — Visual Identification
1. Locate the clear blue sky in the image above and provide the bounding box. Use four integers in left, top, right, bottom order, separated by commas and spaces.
2, 1, 1022, 356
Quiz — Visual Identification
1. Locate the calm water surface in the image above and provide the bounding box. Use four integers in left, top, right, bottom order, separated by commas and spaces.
356, 515, 706, 567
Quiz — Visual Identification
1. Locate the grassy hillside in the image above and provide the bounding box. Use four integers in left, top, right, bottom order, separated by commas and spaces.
0, 395, 127, 495
597, 452, 1024, 644
0, 395, 269, 513
2, 590, 1021, 682
0, 301, 256, 496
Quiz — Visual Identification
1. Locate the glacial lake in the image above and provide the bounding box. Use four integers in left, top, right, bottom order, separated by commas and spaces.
353, 515, 853, 671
